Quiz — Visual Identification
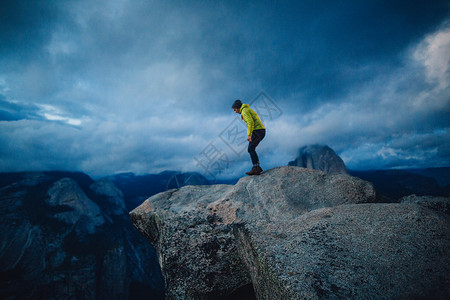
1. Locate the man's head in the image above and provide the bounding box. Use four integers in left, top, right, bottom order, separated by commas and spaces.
232, 100, 242, 113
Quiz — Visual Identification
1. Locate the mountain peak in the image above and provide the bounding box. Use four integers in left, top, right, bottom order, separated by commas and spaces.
46, 178, 105, 233
89, 179, 127, 215
289, 144, 348, 175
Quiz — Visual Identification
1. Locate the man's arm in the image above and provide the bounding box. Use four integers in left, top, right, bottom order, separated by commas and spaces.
242, 109, 254, 137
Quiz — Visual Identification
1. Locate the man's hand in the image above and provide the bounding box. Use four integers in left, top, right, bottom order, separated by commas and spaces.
247, 135, 252, 142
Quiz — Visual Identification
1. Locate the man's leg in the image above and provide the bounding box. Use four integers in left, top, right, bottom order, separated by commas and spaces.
246, 129, 266, 175
248, 142, 259, 165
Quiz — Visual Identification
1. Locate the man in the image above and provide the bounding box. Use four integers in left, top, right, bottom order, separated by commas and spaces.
232, 99, 266, 175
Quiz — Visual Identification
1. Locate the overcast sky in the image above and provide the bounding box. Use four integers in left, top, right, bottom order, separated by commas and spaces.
1, 0, 449, 179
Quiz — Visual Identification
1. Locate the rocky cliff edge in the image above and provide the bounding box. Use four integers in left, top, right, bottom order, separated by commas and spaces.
130, 166, 450, 299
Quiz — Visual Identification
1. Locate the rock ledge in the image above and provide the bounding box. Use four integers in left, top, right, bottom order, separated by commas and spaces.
130, 166, 450, 299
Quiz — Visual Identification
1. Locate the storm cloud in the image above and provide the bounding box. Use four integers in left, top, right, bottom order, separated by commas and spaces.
0, 0, 449, 179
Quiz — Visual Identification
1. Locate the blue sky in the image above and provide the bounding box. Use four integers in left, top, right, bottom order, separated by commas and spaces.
0, 0, 449, 179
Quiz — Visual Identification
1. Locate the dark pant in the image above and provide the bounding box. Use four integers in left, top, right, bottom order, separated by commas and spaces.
248, 129, 266, 165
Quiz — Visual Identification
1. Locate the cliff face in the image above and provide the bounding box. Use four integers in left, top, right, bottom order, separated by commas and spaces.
0, 172, 163, 299
130, 166, 450, 299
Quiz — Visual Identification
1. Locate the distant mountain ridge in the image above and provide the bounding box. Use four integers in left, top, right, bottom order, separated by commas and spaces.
349, 167, 450, 202
406, 167, 450, 187
106, 171, 209, 211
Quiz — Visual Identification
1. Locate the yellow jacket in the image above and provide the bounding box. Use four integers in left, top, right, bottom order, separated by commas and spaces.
240, 104, 265, 136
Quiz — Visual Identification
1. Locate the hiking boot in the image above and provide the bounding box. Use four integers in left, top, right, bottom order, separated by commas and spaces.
257, 166, 263, 173
246, 166, 261, 176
